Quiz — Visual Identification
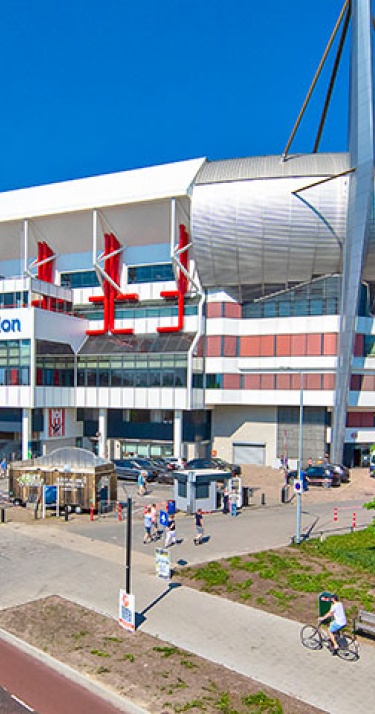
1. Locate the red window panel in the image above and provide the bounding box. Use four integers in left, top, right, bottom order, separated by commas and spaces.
346, 412, 358, 427
350, 374, 362, 391
260, 335, 274, 357
361, 375, 375, 391
360, 412, 374, 426
223, 374, 241, 389
291, 334, 307, 356
206, 336, 222, 357
240, 336, 260, 357
10, 369, 19, 386
36, 368, 43, 386
224, 303, 241, 319
323, 333, 338, 355
291, 373, 303, 390
276, 335, 291, 357
244, 374, 261, 389
206, 302, 223, 318
305, 373, 322, 390
323, 373, 336, 390
276, 373, 291, 390
354, 333, 364, 357
223, 336, 237, 356
306, 334, 323, 356
260, 373, 274, 389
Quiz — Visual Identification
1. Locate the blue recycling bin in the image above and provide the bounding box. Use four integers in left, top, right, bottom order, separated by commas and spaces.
167, 499, 176, 515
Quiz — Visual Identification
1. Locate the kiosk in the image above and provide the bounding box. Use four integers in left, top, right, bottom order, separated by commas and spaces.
174, 469, 232, 513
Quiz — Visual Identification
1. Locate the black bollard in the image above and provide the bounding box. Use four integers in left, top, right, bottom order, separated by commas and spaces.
64, 504, 69, 522
261, 492, 266, 506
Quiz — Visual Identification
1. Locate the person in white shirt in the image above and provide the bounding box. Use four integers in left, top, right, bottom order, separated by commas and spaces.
318, 594, 347, 654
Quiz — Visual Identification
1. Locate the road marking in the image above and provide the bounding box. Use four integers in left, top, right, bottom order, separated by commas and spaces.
11, 694, 35, 711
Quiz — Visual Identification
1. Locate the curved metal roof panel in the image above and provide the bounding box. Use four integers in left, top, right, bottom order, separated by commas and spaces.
195, 153, 350, 184
191, 153, 352, 296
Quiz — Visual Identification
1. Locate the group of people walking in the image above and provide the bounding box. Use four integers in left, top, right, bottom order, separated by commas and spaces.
143, 503, 205, 547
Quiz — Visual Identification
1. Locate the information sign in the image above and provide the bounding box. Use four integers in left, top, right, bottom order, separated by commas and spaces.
159, 510, 168, 527
156, 548, 171, 579
118, 590, 135, 633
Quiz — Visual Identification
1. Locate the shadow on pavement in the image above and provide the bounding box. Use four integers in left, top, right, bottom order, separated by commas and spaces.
136, 582, 181, 628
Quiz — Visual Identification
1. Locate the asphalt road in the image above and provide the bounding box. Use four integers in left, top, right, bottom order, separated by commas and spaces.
0, 638, 129, 714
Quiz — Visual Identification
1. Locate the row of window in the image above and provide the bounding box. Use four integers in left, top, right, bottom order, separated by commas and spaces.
206, 333, 338, 358
77, 304, 198, 321
203, 373, 375, 391
60, 264, 174, 290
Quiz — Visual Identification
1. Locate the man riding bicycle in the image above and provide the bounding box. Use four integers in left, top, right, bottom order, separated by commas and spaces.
318, 594, 347, 654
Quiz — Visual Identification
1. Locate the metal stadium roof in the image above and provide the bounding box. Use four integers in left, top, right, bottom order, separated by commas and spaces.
194, 153, 350, 184
191, 152, 356, 299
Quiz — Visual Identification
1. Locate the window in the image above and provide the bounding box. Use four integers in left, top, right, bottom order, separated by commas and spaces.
178, 480, 187, 498
128, 263, 174, 284
206, 374, 223, 389
60, 270, 100, 289
196, 482, 209, 499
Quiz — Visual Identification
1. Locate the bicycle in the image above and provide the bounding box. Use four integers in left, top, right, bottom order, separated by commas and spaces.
300, 622, 359, 661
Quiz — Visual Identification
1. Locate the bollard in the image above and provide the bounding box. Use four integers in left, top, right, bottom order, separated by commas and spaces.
90, 505, 94, 522
117, 502, 123, 522
351, 512, 356, 531
261, 493, 266, 506
0, 507, 6, 523
64, 504, 69, 522
333, 507, 338, 523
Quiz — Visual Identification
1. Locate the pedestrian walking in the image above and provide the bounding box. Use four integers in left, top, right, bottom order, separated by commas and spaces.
222, 483, 229, 514
138, 470, 147, 496
194, 508, 204, 545
229, 488, 237, 517
151, 502, 158, 540
165, 515, 177, 547
143, 505, 152, 544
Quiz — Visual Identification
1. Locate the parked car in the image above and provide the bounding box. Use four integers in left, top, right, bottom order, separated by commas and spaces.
113, 458, 157, 482
164, 456, 187, 471
186, 457, 241, 475
287, 466, 340, 488
330, 463, 350, 483
304, 465, 341, 487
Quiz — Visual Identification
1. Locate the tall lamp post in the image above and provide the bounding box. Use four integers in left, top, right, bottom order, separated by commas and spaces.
295, 372, 304, 545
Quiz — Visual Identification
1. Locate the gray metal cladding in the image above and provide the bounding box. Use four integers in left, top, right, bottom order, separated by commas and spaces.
191, 163, 349, 291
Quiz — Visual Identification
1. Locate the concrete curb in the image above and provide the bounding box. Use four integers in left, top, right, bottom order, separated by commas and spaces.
0, 627, 149, 714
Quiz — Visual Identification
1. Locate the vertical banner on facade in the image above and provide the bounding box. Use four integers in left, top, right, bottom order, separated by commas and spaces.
49, 408, 65, 437
118, 590, 135, 632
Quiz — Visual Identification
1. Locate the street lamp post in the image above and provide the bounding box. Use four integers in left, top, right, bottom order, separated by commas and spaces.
295, 372, 304, 545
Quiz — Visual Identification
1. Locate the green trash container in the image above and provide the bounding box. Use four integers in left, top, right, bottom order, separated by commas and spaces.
318, 591, 333, 618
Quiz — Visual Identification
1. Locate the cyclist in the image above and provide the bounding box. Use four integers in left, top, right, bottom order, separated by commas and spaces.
318, 594, 347, 654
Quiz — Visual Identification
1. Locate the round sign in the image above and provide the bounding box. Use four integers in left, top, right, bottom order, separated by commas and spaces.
294, 480, 302, 493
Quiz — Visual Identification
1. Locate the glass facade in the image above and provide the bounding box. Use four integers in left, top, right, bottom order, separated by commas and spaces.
36, 357, 75, 386
77, 302, 198, 321
77, 354, 187, 388
128, 263, 174, 283
242, 276, 343, 319
0, 340, 30, 386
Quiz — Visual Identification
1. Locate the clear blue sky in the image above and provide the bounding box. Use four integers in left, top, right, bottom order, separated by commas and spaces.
0, 0, 351, 191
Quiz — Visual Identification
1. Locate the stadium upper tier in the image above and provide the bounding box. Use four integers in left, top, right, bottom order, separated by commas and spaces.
191, 153, 374, 301
0, 153, 374, 303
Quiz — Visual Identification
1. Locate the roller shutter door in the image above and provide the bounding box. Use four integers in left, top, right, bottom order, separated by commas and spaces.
233, 443, 265, 465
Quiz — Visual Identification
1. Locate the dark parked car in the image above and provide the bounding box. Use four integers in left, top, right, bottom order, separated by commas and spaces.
186, 457, 241, 475
305, 465, 341, 487
113, 458, 157, 482
287, 466, 341, 488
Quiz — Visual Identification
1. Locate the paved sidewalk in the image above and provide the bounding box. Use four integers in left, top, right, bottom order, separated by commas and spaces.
1, 512, 375, 714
